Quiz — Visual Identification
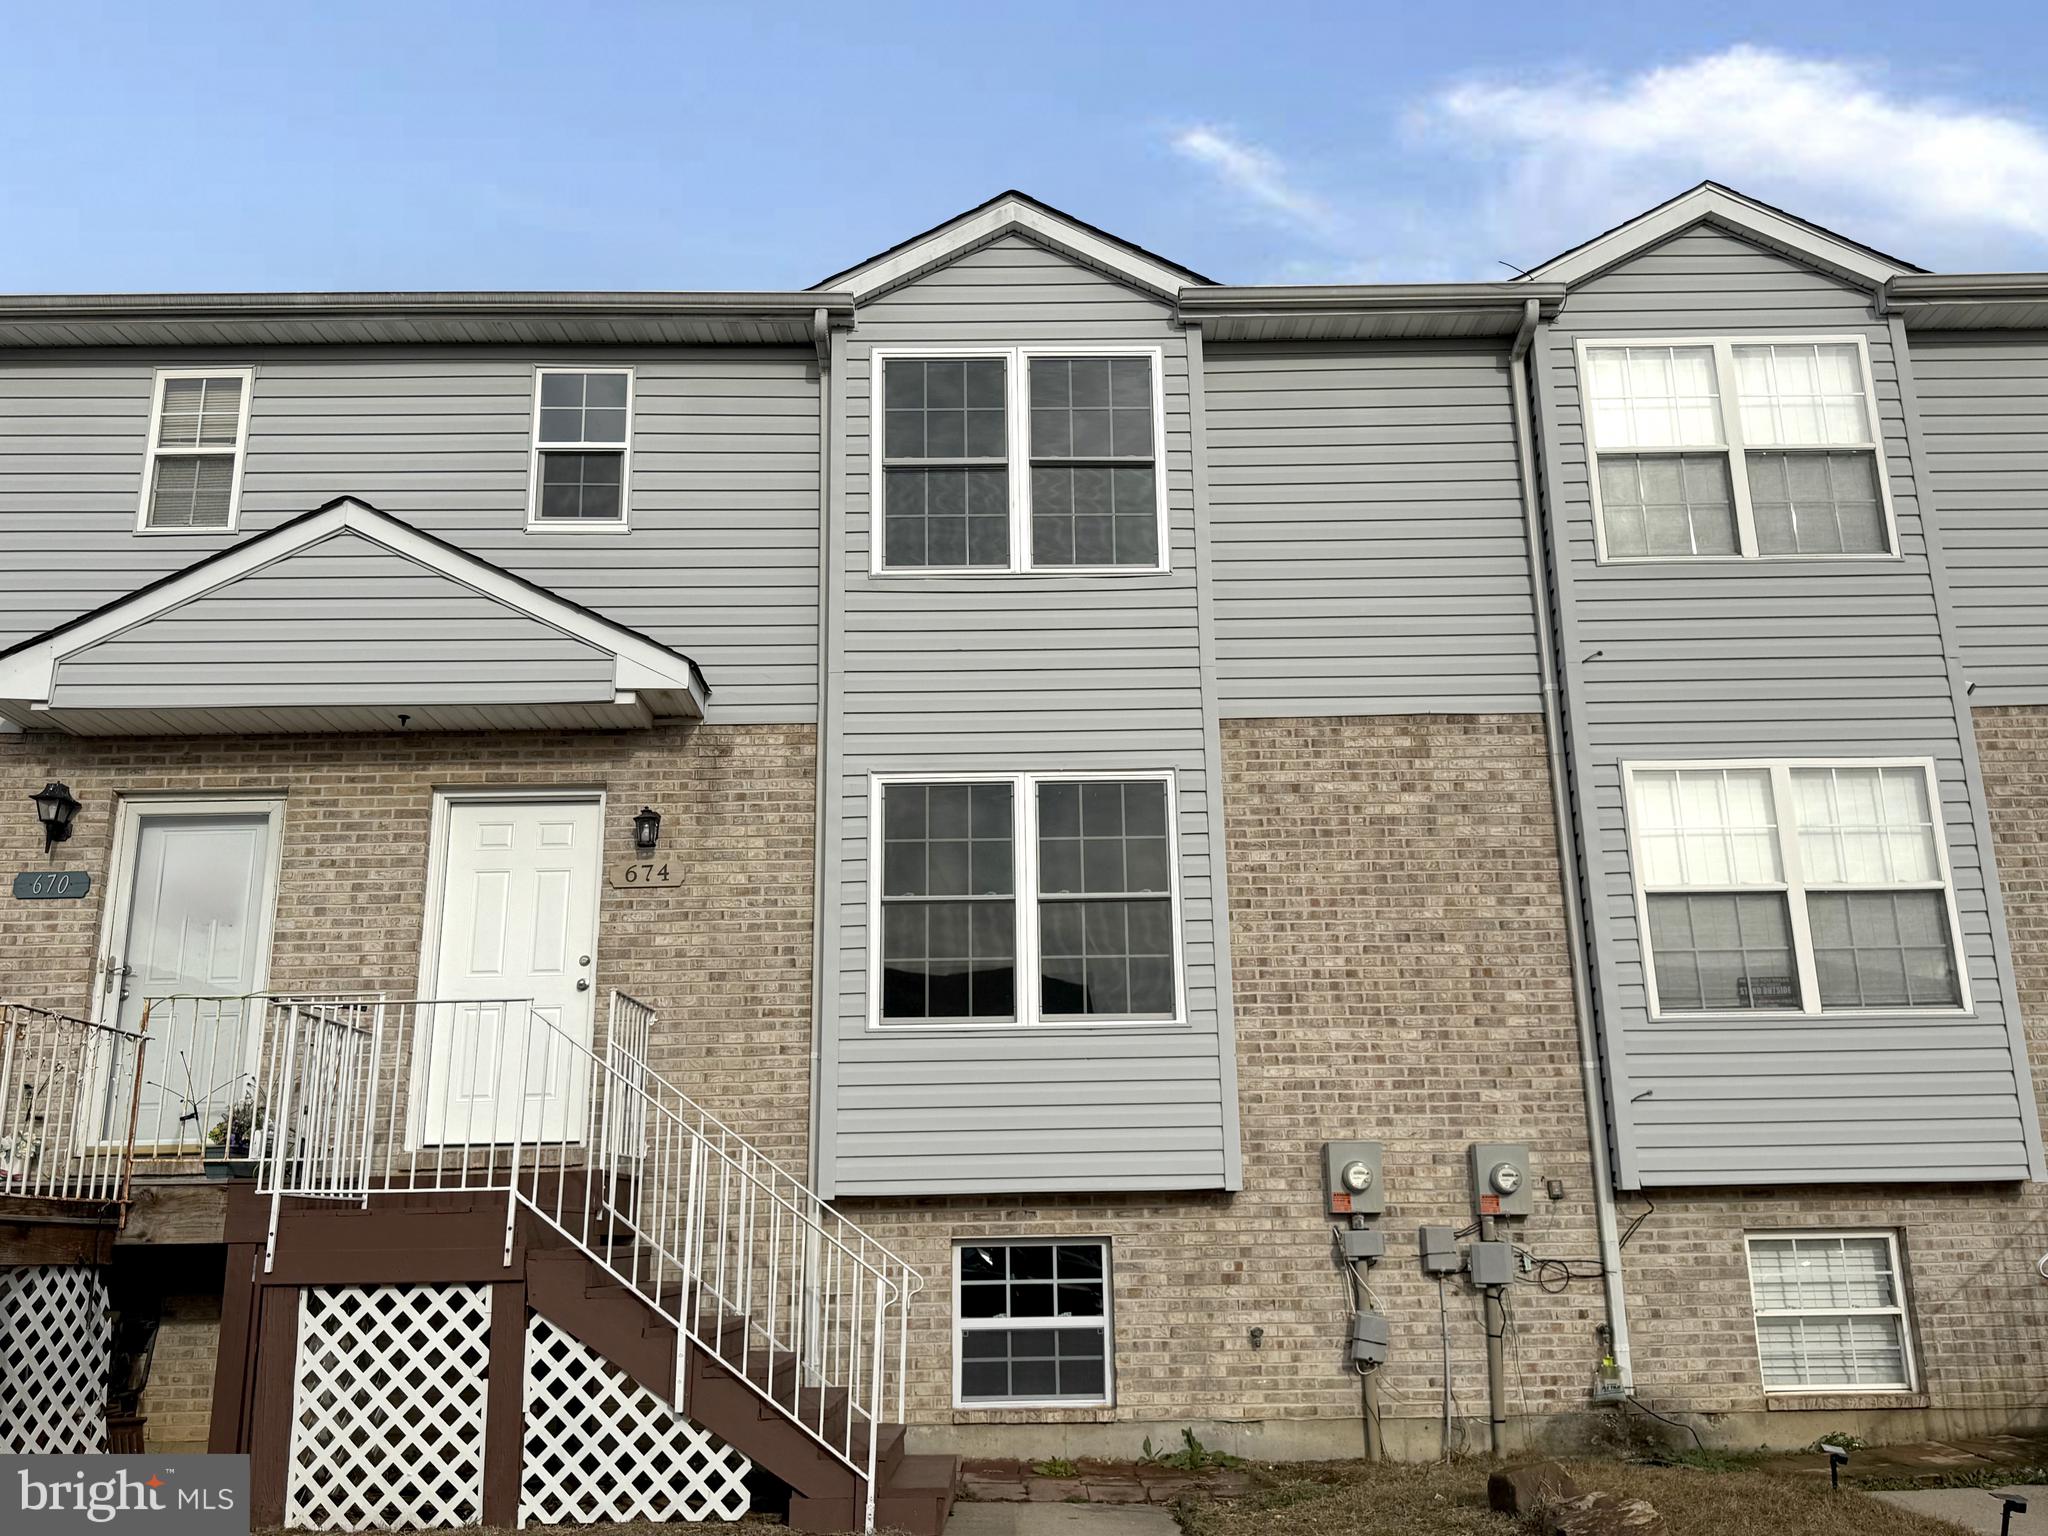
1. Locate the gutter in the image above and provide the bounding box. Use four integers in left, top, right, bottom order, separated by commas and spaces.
807, 307, 838, 1192
1506, 296, 1635, 1391
0, 289, 858, 321
1178, 280, 1568, 316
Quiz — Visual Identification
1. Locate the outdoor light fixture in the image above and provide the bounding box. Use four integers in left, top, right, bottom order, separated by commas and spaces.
30, 781, 81, 851
633, 806, 662, 851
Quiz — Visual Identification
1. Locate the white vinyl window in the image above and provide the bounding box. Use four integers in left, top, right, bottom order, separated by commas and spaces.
1625, 760, 1968, 1018
139, 368, 254, 532
1746, 1232, 1915, 1392
528, 367, 633, 528
1580, 337, 1895, 561
870, 772, 1183, 1029
955, 1239, 1112, 1407
870, 346, 1167, 574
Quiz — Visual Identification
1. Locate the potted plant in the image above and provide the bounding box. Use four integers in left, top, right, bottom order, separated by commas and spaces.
203, 1087, 265, 1179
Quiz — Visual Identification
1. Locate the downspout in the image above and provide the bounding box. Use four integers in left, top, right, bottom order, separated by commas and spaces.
1507, 296, 1635, 1391
806, 307, 834, 1191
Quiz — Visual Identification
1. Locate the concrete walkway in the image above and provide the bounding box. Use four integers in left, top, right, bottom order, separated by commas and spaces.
945, 1504, 1181, 1535
1874, 1486, 2044, 1535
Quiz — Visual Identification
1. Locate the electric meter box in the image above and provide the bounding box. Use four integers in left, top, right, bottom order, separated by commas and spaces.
1468, 1142, 1534, 1217
1321, 1140, 1385, 1217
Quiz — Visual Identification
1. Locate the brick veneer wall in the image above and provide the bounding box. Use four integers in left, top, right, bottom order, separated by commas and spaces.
850, 714, 1612, 1454
139, 1291, 222, 1452
0, 721, 817, 1172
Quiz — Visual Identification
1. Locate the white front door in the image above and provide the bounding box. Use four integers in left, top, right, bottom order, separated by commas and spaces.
100, 801, 281, 1147
422, 797, 602, 1145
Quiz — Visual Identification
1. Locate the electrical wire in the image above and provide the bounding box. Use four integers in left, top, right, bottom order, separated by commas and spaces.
1618, 1194, 1656, 1249
1623, 1393, 1705, 1453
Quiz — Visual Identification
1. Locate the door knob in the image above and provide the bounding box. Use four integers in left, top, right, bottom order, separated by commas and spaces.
576, 979, 591, 991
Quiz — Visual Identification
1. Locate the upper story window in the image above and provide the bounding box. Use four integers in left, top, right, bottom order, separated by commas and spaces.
873, 772, 1182, 1028
140, 369, 253, 532
1625, 760, 1967, 1018
529, 367, 632, 528
1580, 338, 1894, 561
872, 347, 1166, 575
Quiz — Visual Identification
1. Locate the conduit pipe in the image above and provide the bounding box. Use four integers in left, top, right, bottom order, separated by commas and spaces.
1507, 296, 1636, 1390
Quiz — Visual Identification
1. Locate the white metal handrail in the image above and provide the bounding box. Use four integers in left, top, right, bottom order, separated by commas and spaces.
257, 990, 920, 1534
0, 1001, 149, 1210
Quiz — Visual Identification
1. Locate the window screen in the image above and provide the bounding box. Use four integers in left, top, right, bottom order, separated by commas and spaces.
1028, 356, 1158, 567
146, 375, 247, 529
1036, 780, 1175, 1018
534, 371, 630, 522
879, 783, 1017, 1022
881, 358, 1009, 568
1747, 1233, 1911, 1390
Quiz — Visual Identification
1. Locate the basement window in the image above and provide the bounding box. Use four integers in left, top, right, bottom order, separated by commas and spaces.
1746, 1232, 1916, 1392
529, 367, 633, 528
955, 1239, 1113, 1407
1580, 338, 1896, 561
872, 772, 1183, 1028
140, 369, 254, 532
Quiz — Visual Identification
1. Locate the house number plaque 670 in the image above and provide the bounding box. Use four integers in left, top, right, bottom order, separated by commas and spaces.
13, 870, 92, 899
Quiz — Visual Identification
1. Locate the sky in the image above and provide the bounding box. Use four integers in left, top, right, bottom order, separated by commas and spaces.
5, 2, 2048, 293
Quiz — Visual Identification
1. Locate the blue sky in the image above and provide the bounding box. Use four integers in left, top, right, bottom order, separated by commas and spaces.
5, 2, 2047, 293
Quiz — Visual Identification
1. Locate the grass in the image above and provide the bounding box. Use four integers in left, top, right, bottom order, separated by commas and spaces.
1171, 1457, 1966, 1536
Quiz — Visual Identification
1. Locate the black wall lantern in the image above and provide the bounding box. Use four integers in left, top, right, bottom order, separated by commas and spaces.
31, 781, 81, 852
632, 806, 662, 852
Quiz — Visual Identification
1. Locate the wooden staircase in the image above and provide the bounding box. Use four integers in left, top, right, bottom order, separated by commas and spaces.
523, 1211, 958, 1534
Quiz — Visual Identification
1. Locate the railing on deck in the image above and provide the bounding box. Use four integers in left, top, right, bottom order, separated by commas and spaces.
256, 990, 919, 1534
0, 1002, 149, 1212
125, 994, 270, 1157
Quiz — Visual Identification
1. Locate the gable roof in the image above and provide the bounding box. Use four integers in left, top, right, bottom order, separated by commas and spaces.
0, 498, 709, 734
1522, 181, 1926, 290
811, 189, 1215, 301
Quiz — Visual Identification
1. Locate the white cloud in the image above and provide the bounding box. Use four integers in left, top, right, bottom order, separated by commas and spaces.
1165, 49, 2048, 281
1169, 125, 1343, 238
1430, 46, 2048, 267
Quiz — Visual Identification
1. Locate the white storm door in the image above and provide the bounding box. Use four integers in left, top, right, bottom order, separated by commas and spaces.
102, 804, 279, 1146
423, 798, 602, 1146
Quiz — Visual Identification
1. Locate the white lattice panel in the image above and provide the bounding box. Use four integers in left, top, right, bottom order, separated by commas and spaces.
521, 1314, 750, 1527
285, 1284, 492, 1532
0, 1265, 109, 1453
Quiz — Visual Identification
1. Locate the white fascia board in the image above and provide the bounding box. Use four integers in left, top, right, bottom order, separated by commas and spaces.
0, 497, 706, 715
835, 198, 1192, 301
1525, 187, 1910, 290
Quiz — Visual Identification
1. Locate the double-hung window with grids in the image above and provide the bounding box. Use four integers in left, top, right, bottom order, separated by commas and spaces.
874, 773, 1181, 1028
529, 367, 632, 527
955, 1239, 1112, 1406
1580, 337, 1894, 560
872, 347, 1166, 573
1626, 761, 1966, 1017
1746, 1232, 1915, 1392
140, 369, 254, 531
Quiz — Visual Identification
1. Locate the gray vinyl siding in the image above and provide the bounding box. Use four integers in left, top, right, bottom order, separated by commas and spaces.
1202, 341, 1541, 715
818, 233, 1238, 1197
1906, 332, 2048, 703
1534, 225, 2041, 1187
50, 528, 614, 709
0, 348, 819, 720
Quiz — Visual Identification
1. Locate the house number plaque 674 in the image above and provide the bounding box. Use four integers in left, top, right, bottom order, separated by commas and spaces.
608, 859, 681, 890
12, 870, 92, 899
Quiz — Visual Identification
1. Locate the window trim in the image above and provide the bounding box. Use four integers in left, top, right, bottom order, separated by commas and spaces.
525, 365, 636, 533
952, 1236, 1115, 1410
866, 769, 1187, 1031
1744, 1229, 1917, 1395
867, 345, 1170, 576
1577, 335, 1899, 564
1621, 757, 1973, 1022
136, 367, 256, 534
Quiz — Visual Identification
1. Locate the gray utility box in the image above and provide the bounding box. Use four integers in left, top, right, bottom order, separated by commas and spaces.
1349, 1311, 1390, 1366
1468, 1240, 1515, 1288
1418, 1224, 1460, 1275
1321, 1140, 1385, 1217
1468, 1142, 1534, 1218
